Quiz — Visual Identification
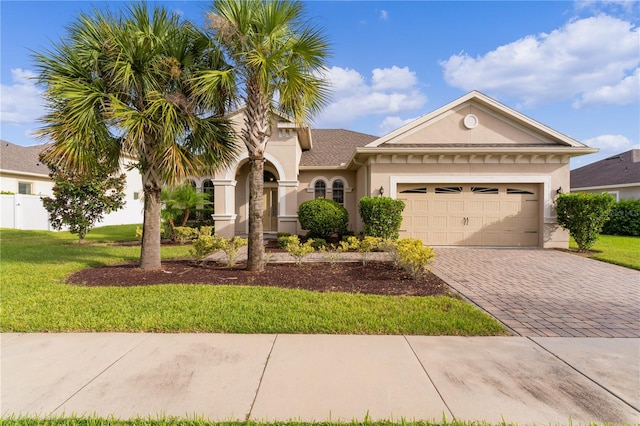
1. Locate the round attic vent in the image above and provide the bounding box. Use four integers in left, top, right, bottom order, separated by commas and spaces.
463, 114, 478, 129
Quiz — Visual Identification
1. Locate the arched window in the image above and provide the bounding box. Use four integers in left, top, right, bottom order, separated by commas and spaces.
264, 170, 277, 183
332, 179, 344, 205
314, 180, 326, 199
203, 179, 214, 203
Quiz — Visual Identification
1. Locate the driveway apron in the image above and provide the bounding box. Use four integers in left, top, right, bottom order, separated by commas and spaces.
429, 248, 640, 337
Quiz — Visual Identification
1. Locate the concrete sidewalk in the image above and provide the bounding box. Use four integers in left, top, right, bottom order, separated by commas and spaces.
2, 333, 639, 424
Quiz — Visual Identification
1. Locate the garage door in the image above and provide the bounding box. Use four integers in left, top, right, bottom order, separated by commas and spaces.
398, 183, 539, 246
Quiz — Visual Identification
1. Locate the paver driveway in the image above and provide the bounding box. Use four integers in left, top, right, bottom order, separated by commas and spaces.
429, 248, 640, 337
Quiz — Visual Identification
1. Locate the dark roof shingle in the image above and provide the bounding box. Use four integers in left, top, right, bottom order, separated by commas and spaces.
301, 129, 377, 167
571, 149, 640, 188
0, 140, 49, 176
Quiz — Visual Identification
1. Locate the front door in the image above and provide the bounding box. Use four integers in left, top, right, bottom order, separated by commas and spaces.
263, 187, 278, 232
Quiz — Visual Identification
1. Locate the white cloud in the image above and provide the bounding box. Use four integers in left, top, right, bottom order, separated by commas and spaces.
379, 9, 388, 21
440, 15, 639, 107
315, 66, 427, 129
583, 134, 637, 150
378, 116, 417, 135
573, 67, 640, 107
0, 68, 45, 125
372, 66, 417, 91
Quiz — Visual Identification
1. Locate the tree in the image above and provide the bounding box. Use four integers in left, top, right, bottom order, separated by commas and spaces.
161, 182, 212, 240
34, 3, 237, 269
555, 192, 615, 252
41, 162, 126, 243
193, 0, 330, 271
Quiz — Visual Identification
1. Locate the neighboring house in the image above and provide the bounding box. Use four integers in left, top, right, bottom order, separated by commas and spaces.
570, 149, 640, 201
196, 91, 596, 249
0, 140, 143, 230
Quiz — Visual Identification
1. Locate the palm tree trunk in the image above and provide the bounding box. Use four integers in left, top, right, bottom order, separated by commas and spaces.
140, 167, 163, 270
247, 155, 264, 271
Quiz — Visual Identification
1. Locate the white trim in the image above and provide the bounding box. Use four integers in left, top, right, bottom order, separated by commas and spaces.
571, 183, 639, 191
389, 175, 552, 218
0, 169, 48, 179
278, 180, 299, 187
212, 179, 237, 186
212, 214, 237, 220
224, 152, 287, 181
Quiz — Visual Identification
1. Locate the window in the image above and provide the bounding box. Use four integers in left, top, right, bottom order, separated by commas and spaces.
133, 192, 140, 200
332, 180, 344, 205
314, 180, 326, 199
264, 170, 277, 183
18, 182, 32, 194
203, 180, 214, 203
471, 186, 499, 194
400, 187, 427, 194
435, 186, 462, 194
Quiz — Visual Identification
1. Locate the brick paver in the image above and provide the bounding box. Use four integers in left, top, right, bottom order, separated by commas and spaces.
429, 248, 640, 337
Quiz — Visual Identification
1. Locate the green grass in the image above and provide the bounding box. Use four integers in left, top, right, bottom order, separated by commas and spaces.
569, 234, 640, 270
0, 227, 506, 335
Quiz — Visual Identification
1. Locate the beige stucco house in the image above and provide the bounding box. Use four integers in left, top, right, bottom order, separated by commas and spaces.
193, 91, 597, 248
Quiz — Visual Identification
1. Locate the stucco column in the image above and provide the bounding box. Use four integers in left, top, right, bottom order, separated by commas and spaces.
212, 179, 237, 238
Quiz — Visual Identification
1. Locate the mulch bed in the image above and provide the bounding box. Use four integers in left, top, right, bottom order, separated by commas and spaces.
67, 260, 451, 297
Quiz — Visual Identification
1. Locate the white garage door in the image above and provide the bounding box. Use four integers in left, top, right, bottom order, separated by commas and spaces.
398, 183, 540, 247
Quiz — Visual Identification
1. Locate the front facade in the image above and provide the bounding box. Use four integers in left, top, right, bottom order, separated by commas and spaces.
205, 91, 597, 249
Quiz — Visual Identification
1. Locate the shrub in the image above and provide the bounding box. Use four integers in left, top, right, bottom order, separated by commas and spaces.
277, 233, 292, 249
298, 198, 348, 239
282, 235, 315, 265
555, 193, 615, 252
394, 238, 436, 279
338, 235, 382, 265
190, 233, 247, 266
310, 238, 327, 250
601, 198, 640, 237
174, 226, 199, 244
358, 196, 405, 240
215, 236, 248, 267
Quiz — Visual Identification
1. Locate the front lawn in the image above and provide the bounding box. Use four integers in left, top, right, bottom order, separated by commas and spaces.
569, 234, 640, 270
0, 227, 506, 335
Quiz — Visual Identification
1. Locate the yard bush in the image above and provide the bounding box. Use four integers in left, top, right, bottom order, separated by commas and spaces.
394, 238, 436, 279
338, 235, 382, 265
297, 198, 349, 239
282, 235, 315, 265
358, 196, 405, 240
555, 192, 615, 252
601, 198, 640, 237
174, 226, 199, 244
190, 232, 247, 266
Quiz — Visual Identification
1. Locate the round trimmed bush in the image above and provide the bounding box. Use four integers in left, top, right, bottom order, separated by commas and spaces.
298, 198, 349, 239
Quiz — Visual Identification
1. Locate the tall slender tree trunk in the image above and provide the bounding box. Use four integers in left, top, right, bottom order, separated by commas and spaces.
140, 168, 163, 270
244, 77, 269, 272
247, 155, 264, 271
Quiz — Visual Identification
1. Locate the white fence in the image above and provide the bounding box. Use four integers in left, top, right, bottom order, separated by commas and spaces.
0, 194, 143, 231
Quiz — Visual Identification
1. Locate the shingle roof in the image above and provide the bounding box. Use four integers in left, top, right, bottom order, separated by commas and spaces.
571, 149, 640, 188
0, 140, 49, 176
300, 129, 378, 167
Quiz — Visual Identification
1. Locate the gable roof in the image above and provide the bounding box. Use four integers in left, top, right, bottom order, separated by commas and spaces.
0, 140, 49, 176
367, 90, 589, 149
300, 129, 377, 168
571, 149, 640, 189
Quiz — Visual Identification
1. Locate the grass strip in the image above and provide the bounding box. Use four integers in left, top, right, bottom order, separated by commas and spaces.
569, 234, 640, 270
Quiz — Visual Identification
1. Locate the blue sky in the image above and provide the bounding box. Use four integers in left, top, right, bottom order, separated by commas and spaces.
1, 1, 638, 169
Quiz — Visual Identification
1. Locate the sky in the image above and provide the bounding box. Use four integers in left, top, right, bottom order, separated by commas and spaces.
1, 1, 639, 169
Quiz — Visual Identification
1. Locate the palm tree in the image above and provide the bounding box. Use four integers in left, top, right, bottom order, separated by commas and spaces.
34, 3, 237, 270
193, 0, 331, 271
161, 182, 212, 240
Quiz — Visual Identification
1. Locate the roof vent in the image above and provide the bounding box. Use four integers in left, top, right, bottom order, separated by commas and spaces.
463, 114, 478, 129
